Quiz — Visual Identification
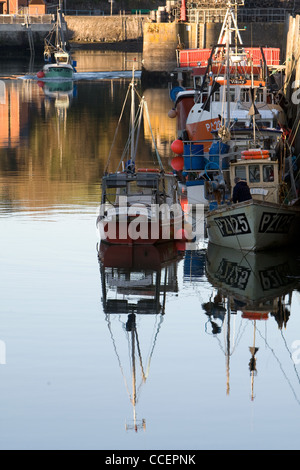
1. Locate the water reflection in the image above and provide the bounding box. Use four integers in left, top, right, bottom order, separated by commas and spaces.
0, 79, 31, 148
0, 50, 143, 77
204, 243, 300, 401
2, 56, 300, 448
98, 242, 184, 431
143, 88, 176, 162
41, 80, 76, 107
71, 50, 143, 73
0, 77, 175, 218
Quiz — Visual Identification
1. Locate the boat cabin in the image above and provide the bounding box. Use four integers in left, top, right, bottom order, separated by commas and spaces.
54, 52, 70, 64
204, 80, 275, 127
230, 158, 279, 204
101, 171, 178, 208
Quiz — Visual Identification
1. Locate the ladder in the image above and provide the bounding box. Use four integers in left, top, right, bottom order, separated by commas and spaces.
25, 15, 35, 57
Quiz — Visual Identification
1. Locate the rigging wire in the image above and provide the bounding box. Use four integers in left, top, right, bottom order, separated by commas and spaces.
104, 83, 131, 173
255, 321, 300, 406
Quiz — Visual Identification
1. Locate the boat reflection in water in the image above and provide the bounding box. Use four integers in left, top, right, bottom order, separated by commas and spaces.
39, 80, 75, 112
98, 242, 184, 431
204, 243, 300, 400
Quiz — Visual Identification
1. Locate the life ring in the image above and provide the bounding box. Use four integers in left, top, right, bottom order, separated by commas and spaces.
241, 149, 270, 159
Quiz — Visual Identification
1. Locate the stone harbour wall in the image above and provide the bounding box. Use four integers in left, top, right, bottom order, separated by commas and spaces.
65, 15, 145, 43
0, 15, 145, 52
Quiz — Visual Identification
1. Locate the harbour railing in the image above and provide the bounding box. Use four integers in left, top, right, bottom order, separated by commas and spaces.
186, 8, 288, 23
0, 14, 54, 24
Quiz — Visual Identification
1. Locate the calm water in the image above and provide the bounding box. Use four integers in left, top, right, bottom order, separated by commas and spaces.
1, 51, 300, 451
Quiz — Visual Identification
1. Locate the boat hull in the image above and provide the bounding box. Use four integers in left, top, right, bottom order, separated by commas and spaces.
97, 214, 187, 246
42, 64, 74, 80
174, 91, 197, 137
99, 241, 183, 270
206, 199, 300, 251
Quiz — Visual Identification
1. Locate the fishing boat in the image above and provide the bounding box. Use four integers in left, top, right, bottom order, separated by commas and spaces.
204, 145, 300, 251
169, 2, 300, 251
36, 8, 75, 81
97, 67, 187, 246
168, 1, 286, 207
202, 27, 300, 251
170, 1, 284, 143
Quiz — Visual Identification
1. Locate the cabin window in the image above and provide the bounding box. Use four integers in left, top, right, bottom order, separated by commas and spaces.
256, 88, 264, 103
240, 89, 250, 102
248, 164, 260, 183
232, 120, 248, 129
212, 90, 221, 102
257, 121, 271, 128
235, 166, 246, 180
263, 165, 274, 182
128, 181, 155, 194
229, 88, 235, 102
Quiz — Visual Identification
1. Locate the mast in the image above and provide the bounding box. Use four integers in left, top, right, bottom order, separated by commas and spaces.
224, 1, 245, 128
225, 10, 231, 129
226, 300, 230, 396
125, 313, 146, 433
59, 10, 65, 50
130, 65, 135, 162
131, 321, 137, 430
249, 321, 259, 401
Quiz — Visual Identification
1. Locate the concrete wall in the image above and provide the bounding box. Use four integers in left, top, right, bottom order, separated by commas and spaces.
0, 23, 52, 50
142, 20, 287, 74
65, 15, 145, 43
0, 15, 145, 51
143, 22, 179, 73
285, 15, 300, 88
0, 14, 289, 67
284, 14, 300, 154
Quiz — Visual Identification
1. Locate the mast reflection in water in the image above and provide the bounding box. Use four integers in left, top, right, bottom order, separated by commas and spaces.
203, 243, 300, 401
98, 242, 184, 431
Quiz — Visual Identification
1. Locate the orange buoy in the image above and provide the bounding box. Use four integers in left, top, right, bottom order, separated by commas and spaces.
241, 149, 270, 159
171, 139, 184, 155
171, 156, 184, 172
36, 71, 45, 79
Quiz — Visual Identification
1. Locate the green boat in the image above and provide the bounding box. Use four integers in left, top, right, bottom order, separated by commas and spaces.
37, 8, 75, 81
42, 52, 74, 80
